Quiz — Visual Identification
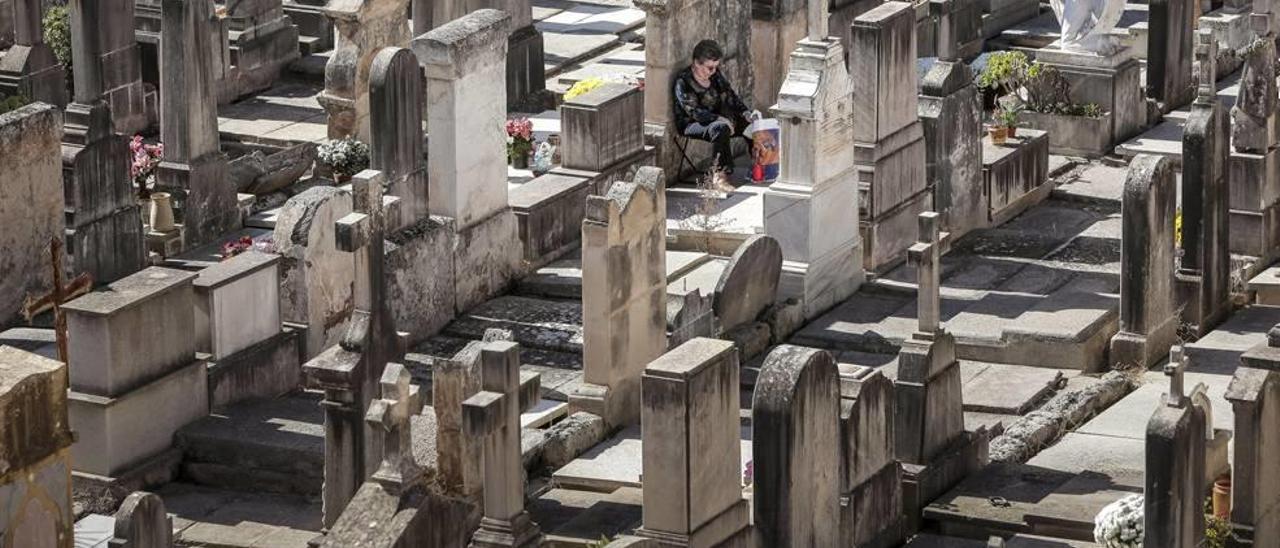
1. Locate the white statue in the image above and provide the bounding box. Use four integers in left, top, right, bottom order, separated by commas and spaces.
1049, 0, 1126, 54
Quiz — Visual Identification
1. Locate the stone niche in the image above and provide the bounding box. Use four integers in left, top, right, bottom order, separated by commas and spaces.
0, 104, 64, 329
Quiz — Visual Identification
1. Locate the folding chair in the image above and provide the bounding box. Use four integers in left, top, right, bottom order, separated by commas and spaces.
672, 134, 700, 176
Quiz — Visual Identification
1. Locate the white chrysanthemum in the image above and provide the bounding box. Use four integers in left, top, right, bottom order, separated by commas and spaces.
1094, 494, 1144, 548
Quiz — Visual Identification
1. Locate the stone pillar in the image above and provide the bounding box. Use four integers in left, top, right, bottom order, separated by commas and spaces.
635, 338, 750, 546
838, 365, 905, 547
0, 0, 67, 107
463, 341, 543, 548
110, 492, 173, 548
635, 0, 753, 183
1228, 10, 1280, 258
156, 0, 238, 249
369, 47, 428, 228
852, 2, 930, 272
751, 345, 840, 547
1178, 30, 1231, 337
319, 0, 410, 141
1110, 155, 1179, 369
1144, 347, 1209, 548
220, 0, 301, 97
919, 0, 985, 240
67, 0, 149, 133
1147, 0, 1197, 111
764, 25, 862, 320
1230, 327, 1280, 545
570, 167, 668, 427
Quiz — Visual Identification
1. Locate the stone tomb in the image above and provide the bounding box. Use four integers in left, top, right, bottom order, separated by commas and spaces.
837, 364, 905, 546
1227, 28, 1280, 259
1110, 155, 1179, 369
0, 0, 66, 107
319, 0, 410, 141
0, 104, 64, 328
369, 47, 428, 229
273, 186, 355, 360
1145, 0, 1196, 112
1228, 328, 1280, 545
1030, 44, 1145, 155
1144, 348, 1210, 548
66, 0, 151, 134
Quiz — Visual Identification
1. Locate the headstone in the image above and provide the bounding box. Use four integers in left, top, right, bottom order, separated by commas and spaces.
156, 0, 238, 249
66, 0, 149, 133
570, 166, 668, 427
0, 346, 74, 548
837, 365, 905, 546
435, 329, 513, 502
365, 363, 423, 492
1229, 327, 1280, 544
1144, 347, 1208, 548
1228, 21, 1280, 258
428, 0, 545, 109
919, 0, 985, 240
0, 104, 65, 328
1177, 31, 1231, 337
0, 0, 12, 49
319, 0, 410, 141
273, 186, 355, 360
369, 47, 428, 228
752, 345, 840, 547
0, 0, 67, 107
109, 491, 173, 548
852, 1, 930, 272
635, 0, 753, 182
462, 340, 544, 547
1110, 154, 1179, 369
712, 234, 782, 332
303, 170, 404, 527
635, 338, 750, 546
219, 0, 301, 97
764, 15, 862, 319
1146, 0, 1196, 111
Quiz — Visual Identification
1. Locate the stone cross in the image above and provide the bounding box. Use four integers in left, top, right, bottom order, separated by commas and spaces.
22, 238, 93, 363
807, 0, 828, 40
365, 362, 423, 493
907, 212, 950, 336
1164, 345, 1188, 407
1194, 30, 1216, 105
930, 0, 957, 62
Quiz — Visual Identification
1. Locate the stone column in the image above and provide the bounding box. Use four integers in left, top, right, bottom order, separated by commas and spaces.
1230, 327, 1280, 545
1178, 30, 1231, 337
0, 0, 67, 107
635, 338, 750, 546
852, 1, 930, 272
369, 47, 428, 228
1144, 347, 1209, 548
570, 167, 668, 427
752, 345, 840, 547
1147, 0, 1196, 111
319, 0, 410, 141
156, 0, 238, 249
918, 0, 985, 240
1228, 7, 1280, 258
463, 341, 543, 548
764, 14, 862, 320
1110, 155, 1179, 369
67, 0, 149, 133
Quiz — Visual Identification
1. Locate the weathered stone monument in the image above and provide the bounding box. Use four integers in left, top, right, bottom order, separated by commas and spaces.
1228, 7, 1280, 258
1144, 347, 1209, 548
1177, 31, 1231, 337
712, 234, 782, 333
918, 0, 984, 240
109, 491, 173, 548
1110, 154, 1179, 369
0, 103, 64, 328
752, 345, 840, 546
1229, 326, 1280, 545
764, 3, 862, 319
369, 47, 428, 227
571, 166, 668, 427
156, 0, 239, 249
273, 186, 355, 359
1146, 0, 1196, 112
320, 0, 410, 140
66, 0, 150, 133
635, 338, 750, 546
427, 0, 545, 108
838, 364, 905, 546
462, 341, 543, 547
852, 2, 930, 272
0, 345, 75, 548
218, 0, 301, 97
0, 0, 67, 107
435, 328, 514, 502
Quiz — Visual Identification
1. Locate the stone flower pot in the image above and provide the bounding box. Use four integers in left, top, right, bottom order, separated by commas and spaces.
150, 192, 176, 232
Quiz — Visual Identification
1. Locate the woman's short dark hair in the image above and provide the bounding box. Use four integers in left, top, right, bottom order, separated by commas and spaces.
692, 40, 723, 63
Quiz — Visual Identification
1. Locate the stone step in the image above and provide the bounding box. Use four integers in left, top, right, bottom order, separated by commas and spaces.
444, 295, 584, 355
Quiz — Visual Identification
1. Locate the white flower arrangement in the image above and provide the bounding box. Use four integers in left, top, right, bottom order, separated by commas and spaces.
317, 137, 370, 180
1094, 493, 1144, 548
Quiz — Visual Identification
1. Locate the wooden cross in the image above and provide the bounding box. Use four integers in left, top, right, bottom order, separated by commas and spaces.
365, 362, 423, 492
463, 341, 525, 523
1164, 345, 1188, 408
21, 238, 92, 363
907, 212, 951, 337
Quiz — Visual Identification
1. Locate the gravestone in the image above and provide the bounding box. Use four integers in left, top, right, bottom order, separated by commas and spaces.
428, 0, 545, 108
712, 234, 782, 332
1177, 31, 1231, 337
1227, 12, 1280, 258
303, 170, 404, 527
67, 0, 149, 133
838, 365, 905, 546
1230, 326, 1280, 545
156, 0, 238, 249
763, 7, 862, 319
852, 1, 930, 272
219, 0, 301, 97
319, 0, 410, 141
435, 328, 513, 502
365, 363, 423, 492
0, 346, 74, 548
1144, 347, 1208, 548
369, 47, 427, 228
0, 104, 64, 328
752, 345, 840, 546
1146, 0, 1196, 111
109, 491, 173, 548
918, 0, 985, 240
635, 338, 750, 546
635, 0, 753, 182
273, 186, 355, 359
1110, 154, 1179, 369
0, 0, 67, 107
463, 341, 543, 547
571, 166, 668, 427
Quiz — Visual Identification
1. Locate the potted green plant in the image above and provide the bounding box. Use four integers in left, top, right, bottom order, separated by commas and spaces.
997, 105, 1022, 139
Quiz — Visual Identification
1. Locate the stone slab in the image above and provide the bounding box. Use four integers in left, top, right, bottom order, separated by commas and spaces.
537, 5, 644, 34
922, 463, 1076, 534
551, 425, 751, 491
73, 514, 116, 548
545, 486, 643, 542
1052, 163, 1131, 205
444, 296, 583, 354
1022, 471, 1143, 541
666, 258, 729, 298
1184, 304, 1280, 375
522, 398, 569, 428
541, 32, 619, 75
961, 364, 1063, 414
1024, 432, 1145, 476
158, 482, 321, 548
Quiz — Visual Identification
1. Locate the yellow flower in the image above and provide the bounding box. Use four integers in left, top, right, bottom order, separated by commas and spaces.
1175, 208, 1183, 247
565, 78, 605, 100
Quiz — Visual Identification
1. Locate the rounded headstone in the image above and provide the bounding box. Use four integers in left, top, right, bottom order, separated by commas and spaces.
713, 234, 783, 332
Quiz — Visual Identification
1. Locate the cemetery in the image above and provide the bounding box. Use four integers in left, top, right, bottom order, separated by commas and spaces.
7, 0, 1280, 543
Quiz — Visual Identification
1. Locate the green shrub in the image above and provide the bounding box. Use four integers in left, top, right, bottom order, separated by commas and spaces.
43, 4, 72, 92
0, 94, 31, 116
978, 51, 1031, 96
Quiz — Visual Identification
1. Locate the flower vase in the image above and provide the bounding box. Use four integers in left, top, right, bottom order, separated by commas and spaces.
1213, 476, 1231, 519
512, 153, 529, 170
150, 192, 176, 232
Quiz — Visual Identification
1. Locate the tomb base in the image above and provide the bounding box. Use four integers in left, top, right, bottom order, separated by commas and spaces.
71, 447, 183, 515
1229, 149, 1280, 257
453, 208, 521, 314
67, 204, 148, 286
1032, 45, 1146, 149
506, 25, 546, 110
469, 512, 542, 548
156, 154, 238, 249
895, 333, 966, 463
980, 0, 1038, 39
901, 428, 990, 533
386, 216, 457, 346
764, 178, 865, 320
206, 325, 305, 409
1175, 272, 1230, 338
568, 382, 634, 428
1108, 315, 1180, 369
861, 189, 932, 273
841, 462, 906, 548
635, 498, 750, 547
283, 1, 334, 54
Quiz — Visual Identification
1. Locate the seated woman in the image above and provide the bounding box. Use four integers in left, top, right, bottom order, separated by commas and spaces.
673, 39, 754, 192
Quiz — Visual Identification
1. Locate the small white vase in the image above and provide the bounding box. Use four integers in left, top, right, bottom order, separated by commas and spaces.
150, 193, 176, 232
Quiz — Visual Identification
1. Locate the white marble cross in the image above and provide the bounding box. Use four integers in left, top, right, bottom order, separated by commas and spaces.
1164, 345, 1188, 407
908, 212, 951, 336
366, 362, 423, 491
